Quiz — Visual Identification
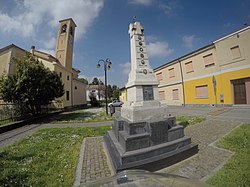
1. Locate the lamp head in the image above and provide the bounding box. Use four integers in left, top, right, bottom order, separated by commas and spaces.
96, 63, 101, 68
107, 64, 111, 70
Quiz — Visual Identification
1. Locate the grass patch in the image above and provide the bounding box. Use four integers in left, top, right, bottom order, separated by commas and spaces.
0, 119, 13, 126
51, 109, 114, 124
206, 124, 250, 187
176, 115, 206, 127
0, 126, 110, 187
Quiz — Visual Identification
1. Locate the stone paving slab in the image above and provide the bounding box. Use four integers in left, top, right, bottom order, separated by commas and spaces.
158, 120, 242, 181
78, 137, 113, 184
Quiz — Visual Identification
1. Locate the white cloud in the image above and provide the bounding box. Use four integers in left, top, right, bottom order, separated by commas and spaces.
159, 1, 182, 17
160, 4, 173, 16
43, 36, 57, 49
0, 11, 36, 37
182, 35, 195, 49
120, 62, 131, 75
147, 41, 173, 58
0, 0, 104, 41
129, 0, 153, 6
145, 35, 158, 42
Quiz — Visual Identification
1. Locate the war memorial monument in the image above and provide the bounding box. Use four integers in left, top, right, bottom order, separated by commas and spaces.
104, 21, 198, 172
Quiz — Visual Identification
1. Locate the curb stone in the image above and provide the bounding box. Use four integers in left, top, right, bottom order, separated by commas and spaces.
73, 138, 86, 187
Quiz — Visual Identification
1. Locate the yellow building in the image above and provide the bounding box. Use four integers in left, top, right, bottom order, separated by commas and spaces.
0, 18, 87, 109
119, 87, 127, 102
154, 26, 250, 106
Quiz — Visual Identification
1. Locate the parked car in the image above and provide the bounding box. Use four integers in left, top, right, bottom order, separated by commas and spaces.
108, 100, 124, 107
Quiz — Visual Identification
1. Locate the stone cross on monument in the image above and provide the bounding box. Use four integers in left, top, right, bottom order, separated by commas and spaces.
104, 21, 198, 172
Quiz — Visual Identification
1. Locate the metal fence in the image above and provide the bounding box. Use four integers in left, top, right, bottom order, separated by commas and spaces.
0, 101, 63, 125
0, 104, 18, 125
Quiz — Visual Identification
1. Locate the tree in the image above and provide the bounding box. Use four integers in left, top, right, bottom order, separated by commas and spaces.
112, 85, 120, 99
107, 84, 112, 99
78, 77, 88, 84
92, 77, 99, 85
0, 54, 64, 116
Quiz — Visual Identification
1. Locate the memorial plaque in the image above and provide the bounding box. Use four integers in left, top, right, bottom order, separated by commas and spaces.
150, 121, 170, 145
143, 86, 154, 100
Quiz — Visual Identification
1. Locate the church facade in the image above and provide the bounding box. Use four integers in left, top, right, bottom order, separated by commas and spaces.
154, 26, 250, 106
0, 18, 87, 108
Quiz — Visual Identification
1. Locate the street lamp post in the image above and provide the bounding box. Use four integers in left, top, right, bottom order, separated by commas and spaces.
97, 58, 112, 115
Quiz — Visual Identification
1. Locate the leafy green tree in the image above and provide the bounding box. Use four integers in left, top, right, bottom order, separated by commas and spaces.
92, 77, 99, 85
107, 84, 112, 99
112, 85, 120, 99
0, 54, 64, 116
78, 77, 88, 84
99, 80, 104, 85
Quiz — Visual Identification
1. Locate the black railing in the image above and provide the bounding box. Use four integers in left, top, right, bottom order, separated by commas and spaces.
0, 101, 63, 126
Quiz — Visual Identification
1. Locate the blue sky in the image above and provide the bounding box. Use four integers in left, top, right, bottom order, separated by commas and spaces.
0, 0, 249, 87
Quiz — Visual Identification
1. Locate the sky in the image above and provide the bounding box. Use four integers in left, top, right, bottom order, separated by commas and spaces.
0, 0, 250, 87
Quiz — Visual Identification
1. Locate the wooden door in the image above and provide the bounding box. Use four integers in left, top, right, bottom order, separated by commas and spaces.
233, 80, 246, 104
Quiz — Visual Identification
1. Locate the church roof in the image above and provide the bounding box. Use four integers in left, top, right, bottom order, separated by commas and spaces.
0, 44, 26, 53
59, 18, 77, 27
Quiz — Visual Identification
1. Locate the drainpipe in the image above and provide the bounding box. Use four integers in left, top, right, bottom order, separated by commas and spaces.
178, 60, 185, 106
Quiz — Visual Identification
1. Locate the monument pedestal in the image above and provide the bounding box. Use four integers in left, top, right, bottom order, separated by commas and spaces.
104, 116, 198, 172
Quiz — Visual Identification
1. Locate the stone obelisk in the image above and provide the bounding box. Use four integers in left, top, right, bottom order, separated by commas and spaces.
104, 21, 198, 172
121, 22, 170, 122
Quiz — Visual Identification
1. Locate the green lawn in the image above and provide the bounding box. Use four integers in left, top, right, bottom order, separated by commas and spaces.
176, 115, 206, 127
206, 124, 250, 187
0, 126, 110, 187
0, 119, 13, 126
51, 109, 114, 123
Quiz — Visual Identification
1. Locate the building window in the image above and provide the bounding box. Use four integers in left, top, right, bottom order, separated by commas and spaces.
59, 72, 62, 78
169, 68, 175, 78
159, 91, 165, 101
75, 86, 77, 90
156, 72, 163, 81
231, 46, 241, 59
185, 61, 194, 73
196, 85, 208, 98
67, 75, 70, 80
203, 53, 214, 67
172, 89, 179, 100
66, 91, 70, 101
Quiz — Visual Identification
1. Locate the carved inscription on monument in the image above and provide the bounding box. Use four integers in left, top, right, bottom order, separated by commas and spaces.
143, 86, 154, 101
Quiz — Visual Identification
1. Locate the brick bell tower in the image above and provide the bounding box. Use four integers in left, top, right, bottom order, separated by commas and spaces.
55, 18, 77, 69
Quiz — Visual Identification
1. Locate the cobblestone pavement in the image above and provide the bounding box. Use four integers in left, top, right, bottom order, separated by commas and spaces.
79, 137, 113, 184
158, 119, 242, 181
